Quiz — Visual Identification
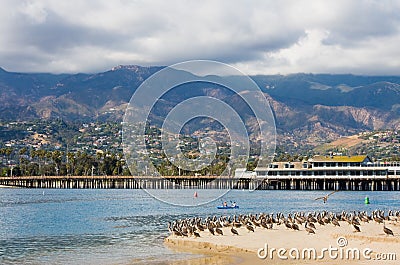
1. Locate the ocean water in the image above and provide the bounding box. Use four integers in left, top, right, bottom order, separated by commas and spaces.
0, 188, 399, 265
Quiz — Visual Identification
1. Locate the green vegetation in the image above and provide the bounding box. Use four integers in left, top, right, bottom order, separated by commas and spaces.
0, 147, 128, 177
1, 120, 399, 177
0, 120, 233, 176
0, 120, 124, 176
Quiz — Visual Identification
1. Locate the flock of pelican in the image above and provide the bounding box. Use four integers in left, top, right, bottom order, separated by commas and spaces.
168, 210, 399, 238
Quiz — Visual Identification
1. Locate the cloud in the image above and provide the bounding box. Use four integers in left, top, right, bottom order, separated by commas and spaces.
0, 0, 400, 75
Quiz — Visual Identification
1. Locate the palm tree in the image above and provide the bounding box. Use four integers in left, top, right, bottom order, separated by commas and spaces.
51, 151, 62, 176
66, 152, 75, 176
5, 148, 13, 162
19, 147, 28, 176
37, 149, 46, 176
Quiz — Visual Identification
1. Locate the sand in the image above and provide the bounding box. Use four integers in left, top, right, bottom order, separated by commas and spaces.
165, 219, 400, 265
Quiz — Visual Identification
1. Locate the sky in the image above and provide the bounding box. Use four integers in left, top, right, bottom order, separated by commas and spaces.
1, 0, 400, 75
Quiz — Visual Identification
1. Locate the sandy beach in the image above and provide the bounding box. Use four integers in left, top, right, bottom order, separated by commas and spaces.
165, 213, 400, 265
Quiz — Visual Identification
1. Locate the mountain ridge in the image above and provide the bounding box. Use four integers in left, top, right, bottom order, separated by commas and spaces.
1, 65, 400, 146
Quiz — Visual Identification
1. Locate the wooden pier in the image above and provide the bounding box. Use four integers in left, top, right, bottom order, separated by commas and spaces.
0, 175, 399, 191
0, 176, 248, 189
255, 176, 400, 191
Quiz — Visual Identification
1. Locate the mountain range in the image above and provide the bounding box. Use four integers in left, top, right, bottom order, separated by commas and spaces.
1, 65, 400, 146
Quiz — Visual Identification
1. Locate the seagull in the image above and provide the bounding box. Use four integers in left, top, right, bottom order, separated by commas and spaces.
314, 190, 340, 203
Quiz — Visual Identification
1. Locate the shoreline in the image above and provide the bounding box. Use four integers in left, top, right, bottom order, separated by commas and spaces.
165, 213, 400, 265
165, 237, 250, 265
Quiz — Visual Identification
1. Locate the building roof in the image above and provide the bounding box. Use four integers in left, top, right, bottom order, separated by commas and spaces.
310, 155, 370, 163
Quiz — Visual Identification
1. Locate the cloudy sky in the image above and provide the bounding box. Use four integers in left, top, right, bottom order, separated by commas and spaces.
1, 0, 400, 75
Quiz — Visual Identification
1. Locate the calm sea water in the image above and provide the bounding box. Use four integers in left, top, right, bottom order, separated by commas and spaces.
0, 188, 399, 265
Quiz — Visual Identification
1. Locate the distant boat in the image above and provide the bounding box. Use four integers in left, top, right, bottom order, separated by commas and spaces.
217, 205, 239, 209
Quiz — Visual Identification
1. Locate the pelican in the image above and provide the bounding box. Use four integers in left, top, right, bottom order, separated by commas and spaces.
231, 227, 239, 235
373, 214, 384, 224
353, 224, 361, 233
233, 222, 242, 228
314, 190, 340, 203
383, 222, 394, 236
215, 227, 223, 235
246, 224, 255, 232
284, 221, 292, 230
332, 218, 340, 227
197, 223, 205, 231
305, 222, 315, 234
307, 222, 316, 230
308, 216, 318, 223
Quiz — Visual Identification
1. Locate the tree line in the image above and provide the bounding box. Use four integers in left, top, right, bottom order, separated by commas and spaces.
1, 147, 233, 177
2, 146, 399, 177
0, 147, 128, 177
